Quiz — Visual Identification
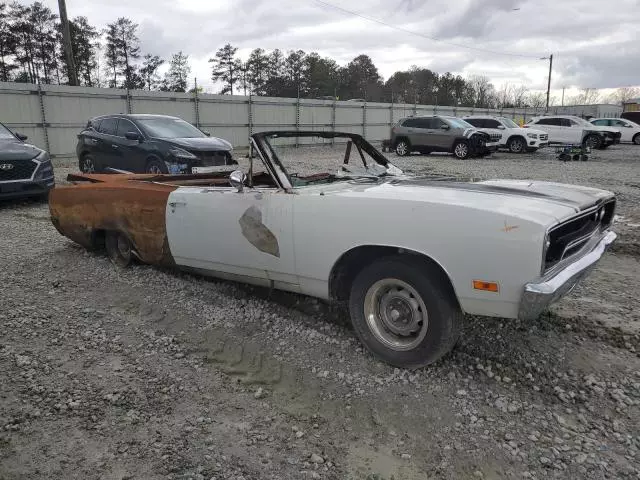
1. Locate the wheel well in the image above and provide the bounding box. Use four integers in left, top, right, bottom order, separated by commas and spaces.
507, 135, 525, 144
393, 136, 410, 147
91, 229, 106, 250
328, 245, 460, 308
633, 133, 640, 142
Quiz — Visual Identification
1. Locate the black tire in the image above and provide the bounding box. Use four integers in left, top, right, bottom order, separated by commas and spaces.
507, 136, 526, 153
146, 158, 168, 174
559, 153, 571, 162
348, 256, 463, 368
395, 139, 411, 157
583, 134, 602, 150
581, 155, 588, 161
79, 153, 97, 173
452, 140, 470, 159
105, 231, 134, 268
633, 133, 640, 146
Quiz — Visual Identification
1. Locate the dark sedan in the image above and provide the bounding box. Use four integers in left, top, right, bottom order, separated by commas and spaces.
0, 123, 54, 201
76, 114, 237, 174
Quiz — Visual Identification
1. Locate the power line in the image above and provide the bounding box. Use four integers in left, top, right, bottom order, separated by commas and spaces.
312, 0, 542, 59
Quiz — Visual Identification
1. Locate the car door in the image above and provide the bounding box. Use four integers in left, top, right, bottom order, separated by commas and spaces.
94, 117, 119, 169
165, 184, 298, 290
400, 118, 422, 147
483, 119, 504, 143
113, 118, 146, 172
428, 117, 452, 150
610, 119, 634, 142
534, 118, 561, 143
560, 118, 582, 143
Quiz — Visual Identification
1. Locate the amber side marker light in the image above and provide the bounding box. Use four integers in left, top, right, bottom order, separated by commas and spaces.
473, 280, 499, 293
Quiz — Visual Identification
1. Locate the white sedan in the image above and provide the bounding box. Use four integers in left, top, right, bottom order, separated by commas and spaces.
49, 131, 618, 368
590, 117, 640, 145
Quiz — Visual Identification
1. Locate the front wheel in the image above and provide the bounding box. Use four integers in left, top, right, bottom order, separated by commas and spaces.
584, 134, 602, 150
507, 137, 526, 153
348, 256, 463, 368
633, 134, 640, 146
452, 141, 470, 159
80, 154, 96, 173
146, 158, 168, 174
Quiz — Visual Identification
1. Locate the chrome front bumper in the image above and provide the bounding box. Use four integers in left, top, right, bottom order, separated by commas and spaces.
518, 231, 617, 320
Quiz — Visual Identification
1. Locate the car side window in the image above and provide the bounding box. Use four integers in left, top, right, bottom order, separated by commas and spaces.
611, 120, 627, 127
593, 119, 608, 126
90, 118, 102, 131
559, 119, 574, 127
116, 119, 137, 137
536, 118, 558, 126
415, 118, 434, 129
465, 118, 482, 128
485, 119, 501, 128
99, 117, 118, 136
402, 118, 418, 128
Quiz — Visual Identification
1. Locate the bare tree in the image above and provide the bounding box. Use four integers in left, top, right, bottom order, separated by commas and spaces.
567, 88, 601, 106
467, 74, 496, 108
525, 92, 547, 108
606, 86, 640, 105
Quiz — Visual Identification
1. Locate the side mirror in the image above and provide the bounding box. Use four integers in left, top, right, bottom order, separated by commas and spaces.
125, 131, 141, 141
440, 124, 450, 130
497, 125, 506, 130
15, 133, 28, 141
203, 131, 211, 137
229, 170, 246, 192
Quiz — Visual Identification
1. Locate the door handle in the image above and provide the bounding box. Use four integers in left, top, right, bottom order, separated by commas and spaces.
168, 201, 187, 208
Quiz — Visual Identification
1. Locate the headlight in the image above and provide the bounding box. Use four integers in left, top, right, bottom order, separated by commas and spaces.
33, 150, 54, 179
168, 147, 197, 160
527, 133, 538, 139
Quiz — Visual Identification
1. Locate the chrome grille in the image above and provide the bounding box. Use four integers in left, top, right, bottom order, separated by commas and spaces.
193, 151, 232, 167
0, 160, 36, 181
544, 199, 616, 270
489, 133, 502, 142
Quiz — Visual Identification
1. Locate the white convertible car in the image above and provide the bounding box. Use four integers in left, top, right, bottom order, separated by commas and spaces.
49, 131, 617, 368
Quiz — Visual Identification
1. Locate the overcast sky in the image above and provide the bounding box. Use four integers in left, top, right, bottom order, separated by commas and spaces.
25, 0, 640, 97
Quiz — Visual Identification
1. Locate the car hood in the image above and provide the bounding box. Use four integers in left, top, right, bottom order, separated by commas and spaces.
302, 176, 614, 227
521, 127, 546, 136
0, 138, 42, 161
156, 136, 232, 151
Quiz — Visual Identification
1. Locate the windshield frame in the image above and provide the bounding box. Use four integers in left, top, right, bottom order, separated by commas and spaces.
251, 131, 403, 191
499, 117, 520, 128
0, 122, 16, 140
136, 117, 206, 139
444, 117, 475, 129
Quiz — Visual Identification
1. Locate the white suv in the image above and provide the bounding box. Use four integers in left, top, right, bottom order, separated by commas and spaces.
590, 118, 640, 145
526, 115, 621, 149
464, 115, 549, 153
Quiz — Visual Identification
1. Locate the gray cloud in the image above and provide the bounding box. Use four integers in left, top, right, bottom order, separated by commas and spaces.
19, 0, 640, 91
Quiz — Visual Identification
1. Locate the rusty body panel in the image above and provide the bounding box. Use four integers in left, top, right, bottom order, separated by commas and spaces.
49, 173, 179, 265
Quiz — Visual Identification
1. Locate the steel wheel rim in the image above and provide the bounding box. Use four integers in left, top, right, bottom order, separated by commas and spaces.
83, 157, 95, 173
455, 143, 468, 158
363, 278, 429, 351
586, 136, 599, 148
511, 139, 524, 153
148, 164, 163, 174
634, 136, 640, 145
396, 142, 408, 156
116, 234, 131, 260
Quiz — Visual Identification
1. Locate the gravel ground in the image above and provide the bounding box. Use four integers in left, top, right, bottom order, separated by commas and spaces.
1, 144, 639, 480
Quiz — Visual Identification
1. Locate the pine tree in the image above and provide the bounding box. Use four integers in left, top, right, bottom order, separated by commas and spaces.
163, 51, 190, 92
209, 43, 240, 95
140, 54, 164, 90
0, 2, 17, 81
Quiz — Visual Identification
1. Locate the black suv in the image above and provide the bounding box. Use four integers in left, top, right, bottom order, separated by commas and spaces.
0, 122, 54, 200
76, 114, 237, 174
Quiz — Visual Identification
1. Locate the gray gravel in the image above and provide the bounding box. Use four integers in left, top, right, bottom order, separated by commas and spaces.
1, 144, 639, 479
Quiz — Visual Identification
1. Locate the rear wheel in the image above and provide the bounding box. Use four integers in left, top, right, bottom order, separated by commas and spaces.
507, 137, 526, 153
348, 256, 463, 368
633, 133, 640, 145
453, 141, 470, 159
105, 231, 133, 268
395, 139, 410, 157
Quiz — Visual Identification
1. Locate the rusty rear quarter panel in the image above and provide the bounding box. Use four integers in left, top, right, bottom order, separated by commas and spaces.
49, 174, 178, 265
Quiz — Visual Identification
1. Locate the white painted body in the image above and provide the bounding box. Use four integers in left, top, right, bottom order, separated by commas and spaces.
463, 116, 549, 149
590, 118, 640, 143
527, 115, 621, 144
165, 177, 613, 320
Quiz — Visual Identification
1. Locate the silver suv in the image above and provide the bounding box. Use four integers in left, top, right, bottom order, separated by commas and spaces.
390, 115, 498, 159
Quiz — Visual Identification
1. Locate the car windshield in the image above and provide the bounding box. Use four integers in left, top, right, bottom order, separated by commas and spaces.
445, 117, 474, 129
500, 117, 520, 128
571, 117, 593, 127
0, 123, 15, 140
136, 118, 205, 139
257, 134, 403, 187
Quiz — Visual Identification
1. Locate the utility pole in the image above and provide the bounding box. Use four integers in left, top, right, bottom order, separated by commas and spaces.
544, 54, 553, 111
561, 86, 565, 107
58, 0, 78, 86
